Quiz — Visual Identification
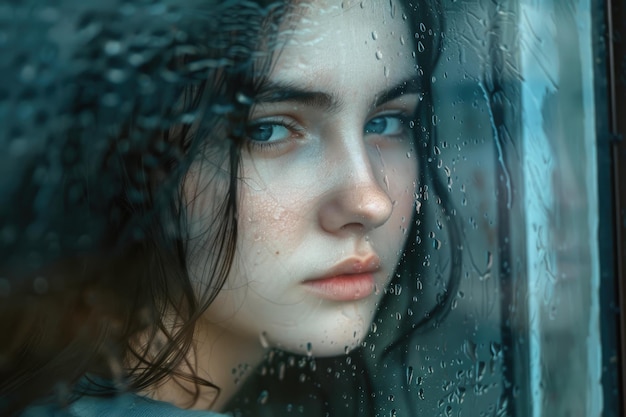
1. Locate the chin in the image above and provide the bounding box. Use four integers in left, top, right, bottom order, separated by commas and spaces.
266, 307, 373, 358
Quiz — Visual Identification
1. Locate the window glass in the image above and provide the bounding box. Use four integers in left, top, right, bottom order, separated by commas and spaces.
0, 1, 620, 417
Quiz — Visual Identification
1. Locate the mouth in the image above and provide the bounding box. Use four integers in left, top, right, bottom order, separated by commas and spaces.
302, 256, 381, 301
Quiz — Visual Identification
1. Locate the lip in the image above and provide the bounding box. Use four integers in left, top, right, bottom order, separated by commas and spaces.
302, 256, 381, 301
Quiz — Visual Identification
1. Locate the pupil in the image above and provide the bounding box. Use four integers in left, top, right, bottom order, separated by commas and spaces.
250, 124, 273, 142
366, 118, 387, 134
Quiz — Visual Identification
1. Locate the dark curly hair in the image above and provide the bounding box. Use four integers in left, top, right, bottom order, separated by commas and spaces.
0, 1, 460, 416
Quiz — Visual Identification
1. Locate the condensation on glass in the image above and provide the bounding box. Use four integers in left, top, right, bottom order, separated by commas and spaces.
425, 0, 607, 416
0, 0, 618, 416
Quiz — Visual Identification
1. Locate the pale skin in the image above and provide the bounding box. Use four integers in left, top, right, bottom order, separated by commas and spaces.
150, 0, 421, 411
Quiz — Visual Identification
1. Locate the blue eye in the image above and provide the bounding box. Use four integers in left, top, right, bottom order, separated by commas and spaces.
246, 123, 291, 142
364, 116, 406, 136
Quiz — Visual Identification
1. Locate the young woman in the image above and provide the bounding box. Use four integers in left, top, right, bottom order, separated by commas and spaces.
2, 0, 459, 416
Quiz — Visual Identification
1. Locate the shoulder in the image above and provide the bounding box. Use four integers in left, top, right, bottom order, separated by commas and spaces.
19, 393, 231, 417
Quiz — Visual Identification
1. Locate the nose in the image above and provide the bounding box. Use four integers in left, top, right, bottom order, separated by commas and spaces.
317, 146, 394, 235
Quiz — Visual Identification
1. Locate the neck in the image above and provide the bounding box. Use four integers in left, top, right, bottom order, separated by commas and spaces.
144, 320, 267, 412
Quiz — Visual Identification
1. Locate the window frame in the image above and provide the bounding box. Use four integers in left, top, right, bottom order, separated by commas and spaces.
605, 0, 626, 414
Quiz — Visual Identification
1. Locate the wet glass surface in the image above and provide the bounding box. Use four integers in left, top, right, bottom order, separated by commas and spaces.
0, 1, 621, 416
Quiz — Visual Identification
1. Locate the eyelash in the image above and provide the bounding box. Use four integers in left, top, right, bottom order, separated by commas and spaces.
244, 112, 415, 152
244, 118, 304, 151
367, 113, 414, 139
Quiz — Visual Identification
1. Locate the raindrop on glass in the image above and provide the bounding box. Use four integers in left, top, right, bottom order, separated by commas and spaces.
257, 390, 269, 405
463, 339, 477, 362
259, 332, 270, 349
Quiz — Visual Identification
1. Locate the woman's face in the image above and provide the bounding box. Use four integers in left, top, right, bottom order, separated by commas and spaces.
189, 0, 420, 357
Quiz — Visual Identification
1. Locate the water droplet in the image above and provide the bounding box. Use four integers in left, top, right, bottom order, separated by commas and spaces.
306, 342, 313, 357
104, 40, 123, 55
463, 339, 477, 362
400, 35, 406, 45
236, 92, 253, 105
418, 388, 425, 400
375, 50, 383, 60
417, 41, 425, 52
371, 31, 379, 40
106, 68, 127, 84
278, 362, 286, 380
257, 390, 269, 404
490, 342, 502, 358
383, 66, 389, 78
389, 0, 396, 17
259, 332, 270, 349
476, 361, 486, 382
406, 366, 414, 385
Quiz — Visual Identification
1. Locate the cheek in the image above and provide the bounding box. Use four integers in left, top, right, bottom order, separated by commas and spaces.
379, 153, 418, 255
387, 151, 419, 213
227, 184, 311, 285
240, 194, 297, 247
237, 156, 321, 254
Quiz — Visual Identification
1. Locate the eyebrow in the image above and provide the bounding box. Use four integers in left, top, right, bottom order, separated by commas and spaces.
252, 77, 422, 111
374, 77, 422, 107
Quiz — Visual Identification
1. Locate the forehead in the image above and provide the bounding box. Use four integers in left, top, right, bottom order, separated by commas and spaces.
269, 0, 415, 89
